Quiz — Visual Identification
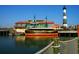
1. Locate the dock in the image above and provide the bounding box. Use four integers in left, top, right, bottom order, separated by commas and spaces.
58, 30, 78, 37
0, 28, 13, 36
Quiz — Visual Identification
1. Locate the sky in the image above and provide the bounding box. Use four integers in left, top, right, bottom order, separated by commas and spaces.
0, 5, 79, 27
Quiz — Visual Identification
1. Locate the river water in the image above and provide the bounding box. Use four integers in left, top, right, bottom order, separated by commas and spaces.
0, 36, 53, 54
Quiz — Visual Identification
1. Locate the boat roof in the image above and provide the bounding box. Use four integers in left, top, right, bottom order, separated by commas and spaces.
16, 21, 54, 24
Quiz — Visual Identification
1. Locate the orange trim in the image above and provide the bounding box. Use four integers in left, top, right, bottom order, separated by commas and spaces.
25, 33, 58, 38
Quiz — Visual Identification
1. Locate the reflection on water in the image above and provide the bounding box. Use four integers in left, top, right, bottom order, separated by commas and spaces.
0, 36, 53, 54
16, 36, 53, 52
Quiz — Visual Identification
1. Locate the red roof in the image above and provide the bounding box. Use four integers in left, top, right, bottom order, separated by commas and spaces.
15, 26, 25, 28
16, 21, 54, 24
16, 21, 30, 24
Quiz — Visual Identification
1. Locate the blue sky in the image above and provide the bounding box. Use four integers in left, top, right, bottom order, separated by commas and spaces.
0, 5, 79, 27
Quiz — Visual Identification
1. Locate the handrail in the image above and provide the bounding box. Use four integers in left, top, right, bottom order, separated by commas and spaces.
35, 41, 54, 54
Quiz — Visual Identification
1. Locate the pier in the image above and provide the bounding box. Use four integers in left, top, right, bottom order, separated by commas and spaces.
58, 30, 78, 37
35, 38, 60, 54
35, 37, 78, 54
0, 28, 12, 36
59, 37, 78, 54
35, 41, 54, 54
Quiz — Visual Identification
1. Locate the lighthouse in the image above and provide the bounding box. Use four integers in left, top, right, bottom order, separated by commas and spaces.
63, 6, 68, 28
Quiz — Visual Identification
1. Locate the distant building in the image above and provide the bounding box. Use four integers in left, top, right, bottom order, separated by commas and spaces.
77, 25, 79, 37
69, 25, 77, 30
77, 25, 79, 30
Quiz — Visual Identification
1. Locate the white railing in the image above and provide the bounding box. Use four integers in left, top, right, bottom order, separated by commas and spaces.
35, 41, 54, 54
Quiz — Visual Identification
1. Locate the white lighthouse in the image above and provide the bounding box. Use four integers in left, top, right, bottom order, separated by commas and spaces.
63, 6, 68, 28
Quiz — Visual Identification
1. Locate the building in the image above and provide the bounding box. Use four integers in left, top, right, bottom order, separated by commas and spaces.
77, 25, 79, 37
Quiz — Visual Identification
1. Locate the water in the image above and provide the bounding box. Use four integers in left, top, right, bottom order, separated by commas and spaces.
0, 36, 53, 54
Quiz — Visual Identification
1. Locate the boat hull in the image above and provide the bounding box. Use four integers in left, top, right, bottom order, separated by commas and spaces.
25, 33, 58, 38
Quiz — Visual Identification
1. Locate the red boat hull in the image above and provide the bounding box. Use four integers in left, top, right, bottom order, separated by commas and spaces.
25, 33, 58, 38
